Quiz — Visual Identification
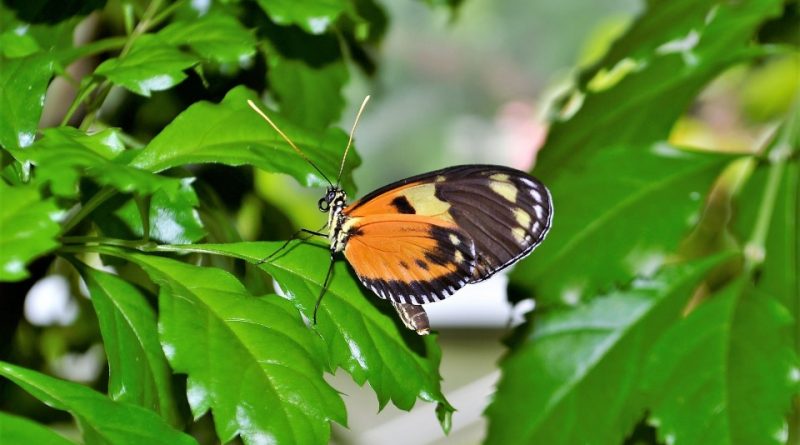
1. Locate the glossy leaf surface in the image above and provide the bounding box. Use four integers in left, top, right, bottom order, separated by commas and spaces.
163, 241, 453, 418
131, 86, 360, 193
0, 183, 60, 281
95, 35, 199, 97
486, 256, 726, 445
113, 252, 346, 445
77, 264, 179, 424
0, 362, 197, 445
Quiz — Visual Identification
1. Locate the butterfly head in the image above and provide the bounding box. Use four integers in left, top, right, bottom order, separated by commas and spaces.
318, 187, 347, 213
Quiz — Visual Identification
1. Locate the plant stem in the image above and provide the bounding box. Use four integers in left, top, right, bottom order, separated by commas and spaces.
60, 186, 116, 234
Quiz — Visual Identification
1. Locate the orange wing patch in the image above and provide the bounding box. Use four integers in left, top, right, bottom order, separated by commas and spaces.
343, 214, 475, 305
345, 179, 454, 222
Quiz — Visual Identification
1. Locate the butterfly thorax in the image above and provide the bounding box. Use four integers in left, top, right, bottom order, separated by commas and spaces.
319, 187, 351, 253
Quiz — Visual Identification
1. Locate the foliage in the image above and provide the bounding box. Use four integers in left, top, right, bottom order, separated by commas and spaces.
0, 1, 796, 445
493, 0, 799, 444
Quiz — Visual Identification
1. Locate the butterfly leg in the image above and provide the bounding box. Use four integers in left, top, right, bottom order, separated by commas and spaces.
391, 302, 431, 335
312, 255, 336, 325
257, 224, 328, 265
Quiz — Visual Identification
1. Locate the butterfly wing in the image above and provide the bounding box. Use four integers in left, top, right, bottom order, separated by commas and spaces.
342, 214, 477, 305
345, 164, 553, 285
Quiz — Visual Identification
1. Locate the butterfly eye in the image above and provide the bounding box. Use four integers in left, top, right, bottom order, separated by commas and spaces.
318, 198, 329, 212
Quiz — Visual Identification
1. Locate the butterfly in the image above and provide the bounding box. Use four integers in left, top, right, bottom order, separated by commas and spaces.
247, 98, 553, 335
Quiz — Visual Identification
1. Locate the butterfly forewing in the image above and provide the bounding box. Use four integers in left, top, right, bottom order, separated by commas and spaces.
343, 214, 476, 304
342, 165, 553, 305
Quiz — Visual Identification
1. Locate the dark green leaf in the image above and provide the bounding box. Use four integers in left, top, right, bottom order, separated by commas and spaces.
131, 86, 360, 194
255, 0, 350, 35
108, 252, 345, 445
578, 0, 717, 84
91, 178, 205, 244
76, 264, 179, 425
543, 0, 782, 168
158, 14, 257, 64
485, 256, 727, 445
268, 54, 348, 129
643, 279, 799, 444
511, 144, 731, 306
165, 242, 453, 419
2, 0, 105, 24
95, 35, 199, 97
0, 53, 54, 150
10, 127, 182, 199
0, 362, 197, 445
0, 411, 77, 445
0, 182, 60, 282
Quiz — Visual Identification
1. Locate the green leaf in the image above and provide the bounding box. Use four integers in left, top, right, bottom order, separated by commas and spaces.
0, 29, 41, 58
76, 263, 179, 425
643, 279, 799, 445
578, 0, 717, 84
255, 0, 350, 35
0, 361, 197, 445
268, 54, 349, 129
485, 256, 727, 445
511, 144, 730, 306
0, 6, 81, 58
159, 14, 256, 64
10, 127, 182, 199
108, 252, 345, 445
131, 86, 360, 194
91, 178, 205, 244
0, 182, 60, 282
0, 411, 77, 445
544, 0, 782, 166
167, 242, 453, 418
95, 35, 199, 97
0, 53, 54, 149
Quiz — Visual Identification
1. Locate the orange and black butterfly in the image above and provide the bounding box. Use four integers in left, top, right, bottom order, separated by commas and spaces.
248, 98, 553, 335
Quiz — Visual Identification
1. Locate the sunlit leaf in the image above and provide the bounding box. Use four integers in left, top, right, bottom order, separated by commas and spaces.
76, 264, 179, 425
255, 0, 350, 35
159, 14, 256, 64
512, 144, 730, 306
10, 127, 182, 199
0, 53, 54, 150
0, 183, 60, 282
163, 242, 453, 421
95, 35, 199, 97
486, 256, 727, 445
0, 411, 77, 445
0, 362, 197, 445
104, 252, 345, 445
131, 86, 360, 194
643, 279, 799, 445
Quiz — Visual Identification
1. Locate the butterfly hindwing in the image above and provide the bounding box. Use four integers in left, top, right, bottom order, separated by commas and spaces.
344, 165, 553, 287
342, 214, 477, 305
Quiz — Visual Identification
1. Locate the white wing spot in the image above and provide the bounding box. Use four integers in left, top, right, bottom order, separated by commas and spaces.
534, 205, 544, 219
531, 189, 543, 202
449, 233, 460, 245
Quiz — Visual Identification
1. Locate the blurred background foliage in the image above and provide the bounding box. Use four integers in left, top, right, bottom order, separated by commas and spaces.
0, 0, 798, 444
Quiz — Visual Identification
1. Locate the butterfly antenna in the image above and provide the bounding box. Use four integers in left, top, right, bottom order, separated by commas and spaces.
336, 95, 371, 186
247, 100, 333, 186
